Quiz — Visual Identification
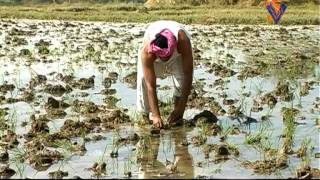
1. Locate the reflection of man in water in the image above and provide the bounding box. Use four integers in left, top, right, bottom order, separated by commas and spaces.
137, 127, 193, 178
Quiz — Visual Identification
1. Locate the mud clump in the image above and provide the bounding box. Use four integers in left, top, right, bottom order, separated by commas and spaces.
1, 130, 19, 149
295, 165, 320, 179
56, 73, 74, 83
21, 90, 35, 102
251, 100, 263, 112
25, 116, 50, 140
48, 170, 68, 179
241, 156, 288, 174
274, 81, 293, 101
103, 96, 120, 108
0, 149, 9, 162
0, 165, 15, 178
71, 75, 95, 90
208, 63, 236, 77
60, 119, 93, 138
46, 97, 70, 109
35, 39, 50, 47
103, 77, 114, 88
26, 139, 63, 171
223, 99, 236, 105
191, 135, 207, 146
100, 88, 116, 95
88, 162, 106, 176
0, 83, 15, 93
237, 67, 261, 80
72, 100, 99, 114
116, 133, 140, 146
123, 72, 137, 88
44, 84, 71, 97
29, 74, 47, 87
202, 143, 239, 163
100, 109, 131, 127
261, 92, 277, 108
191, 110, 218, 126
108, 72, 118, 81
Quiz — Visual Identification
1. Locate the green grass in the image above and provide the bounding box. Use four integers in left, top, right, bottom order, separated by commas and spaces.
0, 2, 319, 25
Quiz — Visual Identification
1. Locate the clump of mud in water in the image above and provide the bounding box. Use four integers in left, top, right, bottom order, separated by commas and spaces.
0, 164, 15, 178
187, 90, 225, 115
202, 143, 239, 163
71, 75, 95, 90
103, 96, 120, 108
100, 109, 131, 125
191, 110, 218, 126
45, 97, 70, 119
56, 73, 74, 83
260, 92, 277, 108
46, 97, 70, 109
25, 139, 63, 171
72, 100, 99, 114
100, 88, 116, 95
237, 67, 261, 80
115, 133, 140, 146
312, 97, 320, 113
60, 119, 93, 138
1, 130, 19, 149
87, 162, 106, 176
0, 83, 15, 93
20, 89, 35, 102
123, 72, 137, 88
300, 81, 316, 96
208, 63, 236, 77
44, 84, 72, 97
251, 100, 263, 112
25, 115, 50, 140
29, 74, 47, 87
294, 165, 320, 179
0, 148, 9, 162
48, 170, 68, 179
273, 81, 293, 101
241, 155, 288, 174
103, 77, 115, 89
191, 135, 207, 146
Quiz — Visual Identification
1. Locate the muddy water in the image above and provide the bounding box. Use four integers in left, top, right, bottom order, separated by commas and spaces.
0, 19, 319, 179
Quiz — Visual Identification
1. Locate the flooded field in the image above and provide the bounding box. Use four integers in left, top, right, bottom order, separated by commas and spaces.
0, 19, 319, 179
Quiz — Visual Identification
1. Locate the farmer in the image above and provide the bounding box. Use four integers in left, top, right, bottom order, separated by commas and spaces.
136, 20, 194, 128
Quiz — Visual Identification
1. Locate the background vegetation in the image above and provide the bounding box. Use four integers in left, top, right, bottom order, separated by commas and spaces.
0, 0, 319, 25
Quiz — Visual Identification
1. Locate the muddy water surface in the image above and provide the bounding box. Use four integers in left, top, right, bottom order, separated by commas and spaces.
0, 19, 319, 179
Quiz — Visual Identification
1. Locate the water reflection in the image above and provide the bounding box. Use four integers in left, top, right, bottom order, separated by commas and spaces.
137, 127, 194, 179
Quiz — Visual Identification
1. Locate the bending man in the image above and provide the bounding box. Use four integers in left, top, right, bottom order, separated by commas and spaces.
136, 20, 194, 128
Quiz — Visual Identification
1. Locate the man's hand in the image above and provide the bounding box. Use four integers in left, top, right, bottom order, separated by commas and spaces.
150, 113, 163, 128
168, 108, 184, 124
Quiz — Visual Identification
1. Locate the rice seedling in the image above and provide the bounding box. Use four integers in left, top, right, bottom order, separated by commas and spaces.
280, 102, 296, 154
218, 121, 232, 142
7, 147, 27, 178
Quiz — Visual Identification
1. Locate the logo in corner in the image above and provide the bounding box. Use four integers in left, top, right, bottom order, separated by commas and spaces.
266, 0, 287, 24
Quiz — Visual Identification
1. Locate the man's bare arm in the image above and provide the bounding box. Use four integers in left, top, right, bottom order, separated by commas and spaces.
176, 30, 193, 112
141, 40, 163, 127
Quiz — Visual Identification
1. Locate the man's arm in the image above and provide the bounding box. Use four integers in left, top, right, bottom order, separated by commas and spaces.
168, 30, 194, 123
141, 39, 163, 128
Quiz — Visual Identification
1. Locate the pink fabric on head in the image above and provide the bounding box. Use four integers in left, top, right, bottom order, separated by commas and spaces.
148, 28, 177, 58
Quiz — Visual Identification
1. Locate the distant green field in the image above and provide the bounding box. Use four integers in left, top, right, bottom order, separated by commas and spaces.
0, 3, 319, 25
